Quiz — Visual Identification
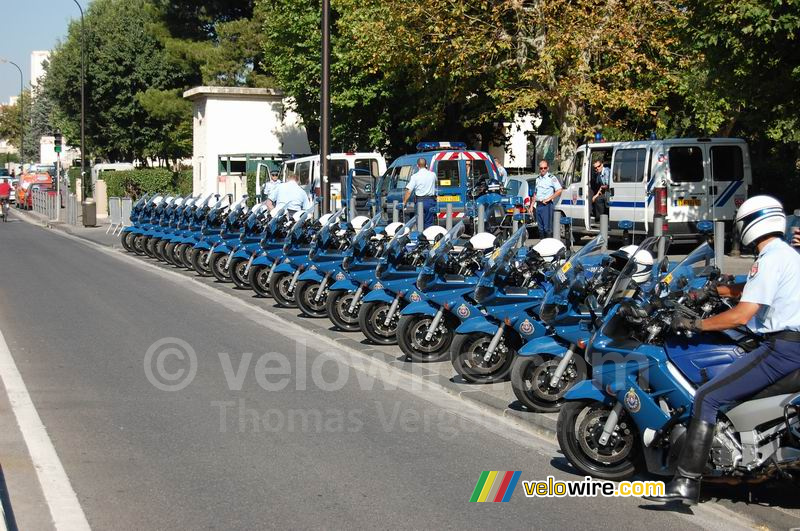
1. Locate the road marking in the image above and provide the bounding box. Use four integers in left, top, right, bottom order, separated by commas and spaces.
0, 328, 91, 531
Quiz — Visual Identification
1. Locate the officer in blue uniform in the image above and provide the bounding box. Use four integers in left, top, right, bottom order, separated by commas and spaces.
528, 160, 562, 238
646, 195, 800, 505
403, 158, 438, 228
591, 159, 610, 220
267, 172, 311, 214
261, 170, 281, 201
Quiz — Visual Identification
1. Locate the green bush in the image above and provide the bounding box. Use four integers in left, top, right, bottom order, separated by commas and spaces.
67, 167, 81, 193
103, 168, 194, 199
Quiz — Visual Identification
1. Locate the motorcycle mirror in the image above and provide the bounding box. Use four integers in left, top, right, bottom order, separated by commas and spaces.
586, 295, 600, 312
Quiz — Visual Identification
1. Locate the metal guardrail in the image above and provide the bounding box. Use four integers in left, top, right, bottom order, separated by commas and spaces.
107, 197, 123, 234
31, 190, 59, 221
65, 194, 79, 226
120, 198, 132, 229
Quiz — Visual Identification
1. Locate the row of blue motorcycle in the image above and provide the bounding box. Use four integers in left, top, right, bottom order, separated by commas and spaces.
121, 192, 800, 486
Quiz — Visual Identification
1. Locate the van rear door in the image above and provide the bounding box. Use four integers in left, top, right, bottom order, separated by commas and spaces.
609, 146, 650, 230
666, 145, 709, 224
559, 147, 588, 228
708, 143, 748, 221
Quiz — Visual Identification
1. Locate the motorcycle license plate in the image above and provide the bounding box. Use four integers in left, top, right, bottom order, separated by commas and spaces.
244, 253, 256, 275
676, 198, 701, 207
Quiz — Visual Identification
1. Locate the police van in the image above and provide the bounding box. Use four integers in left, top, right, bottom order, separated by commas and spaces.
281, 152, 387, 211
557, 137, 751, 240
380, 142, 507, 224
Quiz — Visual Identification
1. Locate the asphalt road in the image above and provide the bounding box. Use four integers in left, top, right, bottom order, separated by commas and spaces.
0, 215, 792, 530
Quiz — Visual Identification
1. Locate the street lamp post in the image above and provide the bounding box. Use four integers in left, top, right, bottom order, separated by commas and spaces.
0, 59, 24, 167
320, 0, 331, 215
71, 0, 94, 226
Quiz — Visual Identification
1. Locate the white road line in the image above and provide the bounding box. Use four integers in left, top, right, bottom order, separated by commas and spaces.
0, 328, 91, 531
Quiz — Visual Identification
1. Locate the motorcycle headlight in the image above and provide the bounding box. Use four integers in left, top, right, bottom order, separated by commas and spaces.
474, 285, 493, 304
539, 303, 559, 325
417, 271, 433, 291
342, 255, 353, 271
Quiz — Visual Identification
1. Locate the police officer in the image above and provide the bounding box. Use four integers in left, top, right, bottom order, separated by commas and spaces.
646, 195, 800, 505
403, 158, 437, 228
267, 172, 311, 214
591, 159, 610, 220
528, 160, 562, 238
262, 170, 281, 200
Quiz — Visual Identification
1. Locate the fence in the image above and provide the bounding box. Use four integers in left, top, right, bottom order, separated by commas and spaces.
65, 193, 80, 226
31, 190, 59, 221
107, 197, 133, 234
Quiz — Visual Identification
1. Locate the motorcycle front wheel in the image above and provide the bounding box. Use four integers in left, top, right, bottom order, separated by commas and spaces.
326, 290, 361, 332
132, 234, 148, 256
248, 264, 272, 298
155, 239, 169, 262
229, 258, 250, 289
210, 252, 232, 283
511, 354, 587, 413
269, 270, 298, 308
557, 400, 641, 481
164, 242, 178, 266
397, 313, 453, 362
120, 232, 134, 252
191, 248, 213, 277
296, 280, 328, 318
358, 300, 401, 345
144, 237, 158, 259
181, 244, 194, 270
450, 332, 515, 384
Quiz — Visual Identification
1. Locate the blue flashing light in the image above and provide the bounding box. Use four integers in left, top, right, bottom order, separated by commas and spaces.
416, 141, 468, 152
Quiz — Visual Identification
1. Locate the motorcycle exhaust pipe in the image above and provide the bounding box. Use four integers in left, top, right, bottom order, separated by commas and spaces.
383, 294, 402, 327
548, 344, 576, 388
424, 307, 445, 342
598, 402, 624, 446
314, 273, 331, 302
348, 285, 365, 314
483, 324, 506, 362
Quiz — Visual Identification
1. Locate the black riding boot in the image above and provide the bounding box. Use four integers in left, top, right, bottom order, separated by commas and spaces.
644, 419, 715, 505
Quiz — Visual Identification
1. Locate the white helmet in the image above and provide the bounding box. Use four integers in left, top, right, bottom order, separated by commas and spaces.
292, 210, 304, 222
351, 215, 370, 231
269, 206, 284, 218
384, 222, 405, 238
532, 238, 566, 263
735, 195, 786, 247
318, 213, 334, 226
422, 225, 448, 242
469, 232, 497, 251
631, 250, 654, 283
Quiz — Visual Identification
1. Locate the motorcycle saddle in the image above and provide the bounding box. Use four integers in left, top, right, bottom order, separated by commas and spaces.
751, 368, 800, 400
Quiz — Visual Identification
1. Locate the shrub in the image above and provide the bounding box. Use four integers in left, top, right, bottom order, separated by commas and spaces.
102, 168, 194, 199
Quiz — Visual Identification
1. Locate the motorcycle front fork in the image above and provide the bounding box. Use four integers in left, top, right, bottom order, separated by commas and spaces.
548, 344, 577, 388
424, 307, 445, 342
314, 273, 331, 302
483, 324, 506, 362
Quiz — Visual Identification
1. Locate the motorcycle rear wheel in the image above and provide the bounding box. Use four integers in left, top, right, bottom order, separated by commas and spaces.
270, 271, 298, 308
557, 400, 640, 481
229, 258, 250, 289
164, 242, 178, 266
358, 300, 400, 345
248, 264, 272, 298
326, 290, 361, 332
511, 354, 587, 413
155, 239, 169, 262
210, 252, 232, 283
296, 280, 328, 318
181, 244, 194, 269
132, 234, 148, 256
144, 237, 158, 259
450, 332, 514, 384
397, 313, 453, 362
191, 248, 213, 277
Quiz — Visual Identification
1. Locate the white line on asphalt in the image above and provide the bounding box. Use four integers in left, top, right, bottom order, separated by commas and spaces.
0, 327, 91, 531
16, 212, 761, 530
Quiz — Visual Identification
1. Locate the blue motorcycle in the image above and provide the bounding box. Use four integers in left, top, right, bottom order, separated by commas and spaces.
554, 239, 800, 483
246, 205, 296, 298
325, 212, 386, 332
396, 222, 497, 361
171, 193, 218, 269
227, 204, 272, 289
161, 196, 202, 266
269, 204, 325, 308
207, 196, 251, 282
137, 195, 174, 259
120, 194, 151, 253
190, 195, 235, 277
357, 216, 441, 345
152, 195, 193, 263
450, 228, 564, 384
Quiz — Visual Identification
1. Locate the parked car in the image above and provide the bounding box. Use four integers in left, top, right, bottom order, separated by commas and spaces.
21, 183, 54, 210
16, 173, 53, 209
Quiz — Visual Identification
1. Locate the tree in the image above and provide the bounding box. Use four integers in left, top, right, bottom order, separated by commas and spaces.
44, 0, 196, 162
0, 90, 35, 162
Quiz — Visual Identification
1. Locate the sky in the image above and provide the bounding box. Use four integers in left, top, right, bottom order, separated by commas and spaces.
0, 1, 88, 104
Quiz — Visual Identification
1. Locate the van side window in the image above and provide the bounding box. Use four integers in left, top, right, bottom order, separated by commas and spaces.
329, 160, 348, 184
355, 158, 380, 178
612, 149, 647, 183
283, 162, 295, 179
296, 161, 311, 185
394, 165, 414, 189
668, 147, 703, 182
711, 146, 744, 181
436, 160, 461, 187
567, 152, 584, 186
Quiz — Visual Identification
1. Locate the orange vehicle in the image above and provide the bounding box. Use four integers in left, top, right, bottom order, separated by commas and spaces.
15, 173, 53, 209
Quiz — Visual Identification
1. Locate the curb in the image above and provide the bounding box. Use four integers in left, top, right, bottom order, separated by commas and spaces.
13, 208, 562, 443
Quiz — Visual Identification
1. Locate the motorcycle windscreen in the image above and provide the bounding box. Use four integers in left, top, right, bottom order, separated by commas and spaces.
380, 215, 418, 259
474, 226, 526, 300
659, 242, 716, 295
541, 235, 606, 323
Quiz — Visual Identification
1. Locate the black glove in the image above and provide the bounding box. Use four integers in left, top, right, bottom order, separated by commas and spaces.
687, 289, 709, 303
672, 313, 701, 332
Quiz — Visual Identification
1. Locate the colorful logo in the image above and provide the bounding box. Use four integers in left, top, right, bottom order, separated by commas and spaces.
336, 272, 345, 281
457, 303, 470, 318
520, 319, 534, 336
624, 388, 641, 413
373, 282, 383, 290
410, 291, 421, 302
470, 471, 521, 503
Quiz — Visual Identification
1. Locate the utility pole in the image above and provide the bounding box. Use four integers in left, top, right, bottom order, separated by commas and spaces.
71, 0, 94, 226
0, 59, 24, 166
320, 0, 331, 215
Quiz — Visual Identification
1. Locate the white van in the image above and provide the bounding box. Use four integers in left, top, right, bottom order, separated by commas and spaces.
558, 138, 751, 240
281, 152, 387, 211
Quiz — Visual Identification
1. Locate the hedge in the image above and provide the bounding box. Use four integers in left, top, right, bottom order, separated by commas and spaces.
103, 169, 193, 199
67, 167, 81, 193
